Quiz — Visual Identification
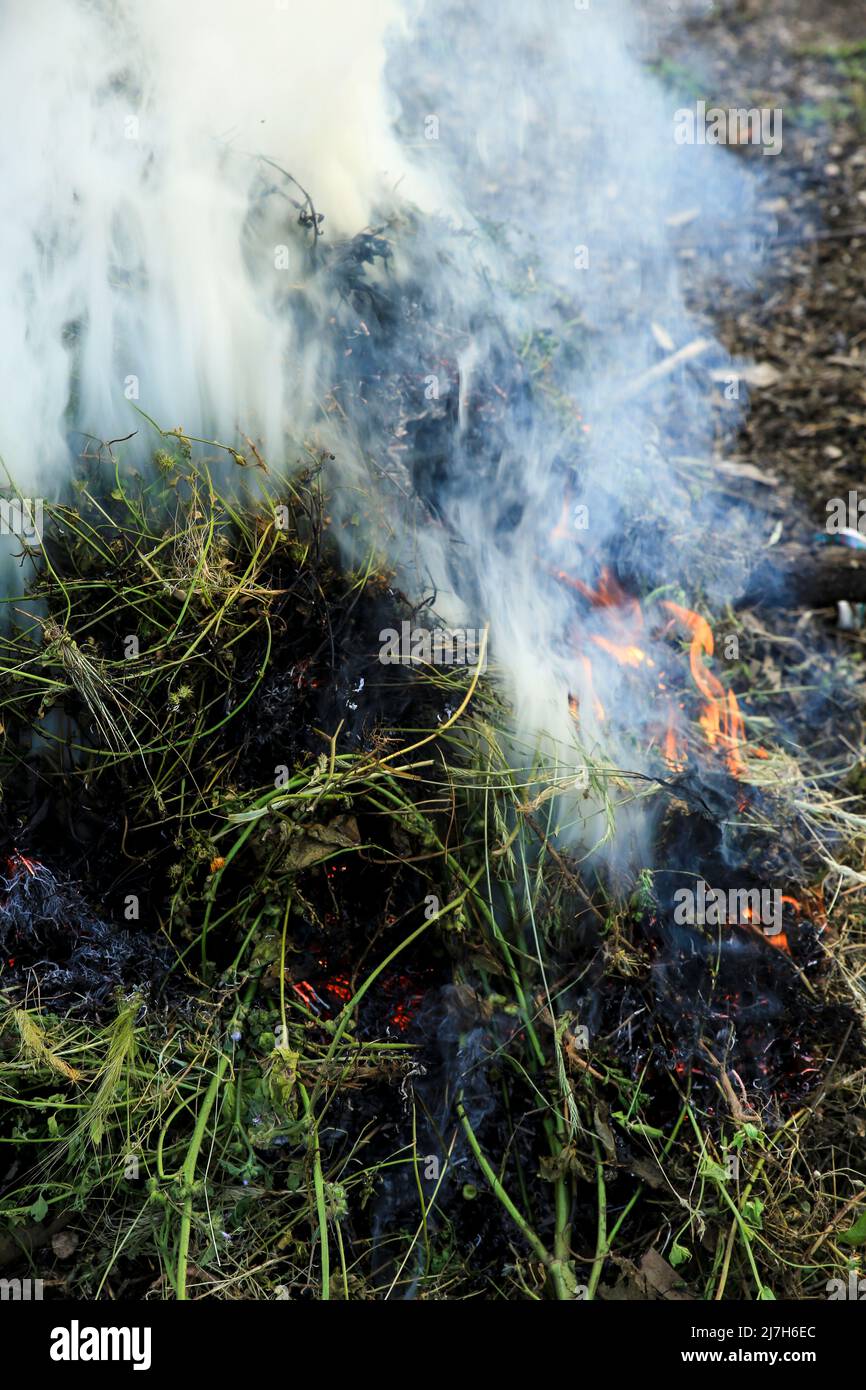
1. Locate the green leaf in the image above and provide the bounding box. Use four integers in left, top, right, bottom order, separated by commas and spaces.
670, 1242, 692, 1268
699, 1156, 728, 1183
837, 1209, 866, 1247
758, 1285, 776, 1300
742, 1197, 764, 1230
611, 1110, 665, 1139
29, 1194, 49, 1222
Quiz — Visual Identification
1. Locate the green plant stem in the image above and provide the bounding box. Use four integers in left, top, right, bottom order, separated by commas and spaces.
299, 1080, 330, 1300
457, 1093, 574, 1299
277, 895, 329, 1300
176, 974, 258, 1301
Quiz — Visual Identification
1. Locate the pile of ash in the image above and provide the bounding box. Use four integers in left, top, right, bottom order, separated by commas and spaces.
0, 851, 171, 1015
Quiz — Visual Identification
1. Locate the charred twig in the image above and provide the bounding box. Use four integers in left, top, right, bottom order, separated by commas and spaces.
698, 1041, 759, 1125
258, 157, 324, 249
738, 542, 866, 609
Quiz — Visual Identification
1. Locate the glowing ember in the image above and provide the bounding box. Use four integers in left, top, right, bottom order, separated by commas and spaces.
292, 980, 327, 1013
6, 850, 40, 877
323, 974, 353, 1003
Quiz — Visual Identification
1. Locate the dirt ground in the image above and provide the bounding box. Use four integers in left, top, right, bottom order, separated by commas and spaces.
659, 0, 866, 523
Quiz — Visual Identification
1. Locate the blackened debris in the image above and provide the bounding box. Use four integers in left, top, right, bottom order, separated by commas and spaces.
0, 851, 171, 1015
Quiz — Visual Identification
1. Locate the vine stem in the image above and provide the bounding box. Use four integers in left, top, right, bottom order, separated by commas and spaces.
456, 1094, 575, 1300
176, 975, 258, 1300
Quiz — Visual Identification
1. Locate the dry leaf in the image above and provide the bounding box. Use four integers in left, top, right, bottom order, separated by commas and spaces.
279, 815, 361, 871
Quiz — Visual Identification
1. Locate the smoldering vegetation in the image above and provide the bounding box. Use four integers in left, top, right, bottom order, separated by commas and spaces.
0, 0, 865, 1305
0, 451, 860, 1301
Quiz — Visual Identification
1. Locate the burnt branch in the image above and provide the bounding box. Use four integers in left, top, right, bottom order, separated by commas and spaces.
738, 544, 866, 609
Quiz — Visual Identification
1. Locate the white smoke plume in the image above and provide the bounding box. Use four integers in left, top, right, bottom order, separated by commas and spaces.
0, 0, 432, 486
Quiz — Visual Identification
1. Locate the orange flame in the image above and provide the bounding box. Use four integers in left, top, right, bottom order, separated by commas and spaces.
662, 601, 745, 776
590, 634, 654, 669
662, 706, 687, 772
555, 567, 749, 778
570, 656, 606, 725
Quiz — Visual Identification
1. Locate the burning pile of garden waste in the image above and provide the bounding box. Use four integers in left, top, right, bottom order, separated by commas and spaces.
0, 433, 862, 1305
1, 0, 866, 1318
